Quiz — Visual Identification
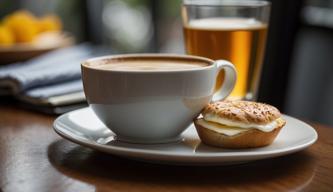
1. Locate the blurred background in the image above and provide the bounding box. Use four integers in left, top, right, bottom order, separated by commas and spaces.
0, 0, 333, 126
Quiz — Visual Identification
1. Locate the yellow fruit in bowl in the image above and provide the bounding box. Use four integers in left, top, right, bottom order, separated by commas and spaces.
0, 26, 14, 45
38, 15, 62, 32
3, 10, 39, 43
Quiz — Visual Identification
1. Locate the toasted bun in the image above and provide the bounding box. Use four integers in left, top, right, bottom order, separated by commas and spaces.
196, 100, 286, 149
202, 100, 281, 125
194, 118, 286, 148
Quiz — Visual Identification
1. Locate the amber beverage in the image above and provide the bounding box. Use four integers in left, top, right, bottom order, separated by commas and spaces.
184, 18, 267, 99
182, 1, 270, 100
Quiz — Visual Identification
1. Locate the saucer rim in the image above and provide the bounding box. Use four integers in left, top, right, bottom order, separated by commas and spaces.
53, 107, 318, 159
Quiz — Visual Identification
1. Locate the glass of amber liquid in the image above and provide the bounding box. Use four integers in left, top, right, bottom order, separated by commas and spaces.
182, 0, 270, 100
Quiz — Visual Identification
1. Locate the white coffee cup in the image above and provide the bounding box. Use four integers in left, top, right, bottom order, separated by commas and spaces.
81, 54, 236, 144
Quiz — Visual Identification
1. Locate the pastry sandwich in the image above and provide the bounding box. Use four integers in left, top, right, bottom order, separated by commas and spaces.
194, 100, 286, 148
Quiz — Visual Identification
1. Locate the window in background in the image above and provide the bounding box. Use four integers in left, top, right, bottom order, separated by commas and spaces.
1, 0, 185, 53
153, 0, 183, 53
100, 0, 183, 53
102, 0, 153, 52
285, 0, 333, 126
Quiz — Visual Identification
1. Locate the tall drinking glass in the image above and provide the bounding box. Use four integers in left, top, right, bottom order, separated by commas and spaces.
182, 0, 270, 100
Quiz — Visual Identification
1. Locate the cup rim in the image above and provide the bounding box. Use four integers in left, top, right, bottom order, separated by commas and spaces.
81, 53, 215, 73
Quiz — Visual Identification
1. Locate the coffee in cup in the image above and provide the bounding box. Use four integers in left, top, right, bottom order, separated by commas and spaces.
92, 58, 208, 71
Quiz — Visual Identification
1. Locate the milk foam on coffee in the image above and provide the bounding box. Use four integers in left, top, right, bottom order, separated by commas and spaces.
89, 59, 208, 71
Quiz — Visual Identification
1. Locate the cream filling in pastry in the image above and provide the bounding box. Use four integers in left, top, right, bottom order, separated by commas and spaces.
197, 115, 283, 136
196, 119, 248, 136
204, 114, 280, 132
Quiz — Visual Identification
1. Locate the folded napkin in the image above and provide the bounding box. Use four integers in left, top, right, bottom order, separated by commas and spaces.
0, 44, 111, 113
17, 79, 85, 106
0, 44, 93, 95
17, 79, 87, 114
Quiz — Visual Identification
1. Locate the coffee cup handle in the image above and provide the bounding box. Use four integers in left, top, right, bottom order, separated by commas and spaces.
212, 60, 237, 102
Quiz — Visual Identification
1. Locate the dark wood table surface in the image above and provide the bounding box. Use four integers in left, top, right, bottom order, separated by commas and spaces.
0, 104, 333, 192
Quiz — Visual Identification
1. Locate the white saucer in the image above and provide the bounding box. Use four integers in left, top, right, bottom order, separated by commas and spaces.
53, 107, 317, 165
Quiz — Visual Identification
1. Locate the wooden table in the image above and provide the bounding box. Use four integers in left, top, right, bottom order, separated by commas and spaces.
0, 104, 333, 192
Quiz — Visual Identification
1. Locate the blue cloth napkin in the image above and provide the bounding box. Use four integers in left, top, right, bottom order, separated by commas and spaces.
24, 79, 83, 99
17, 79, 85, 107
0, 44, 94, 96
0, 44, 112, 112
